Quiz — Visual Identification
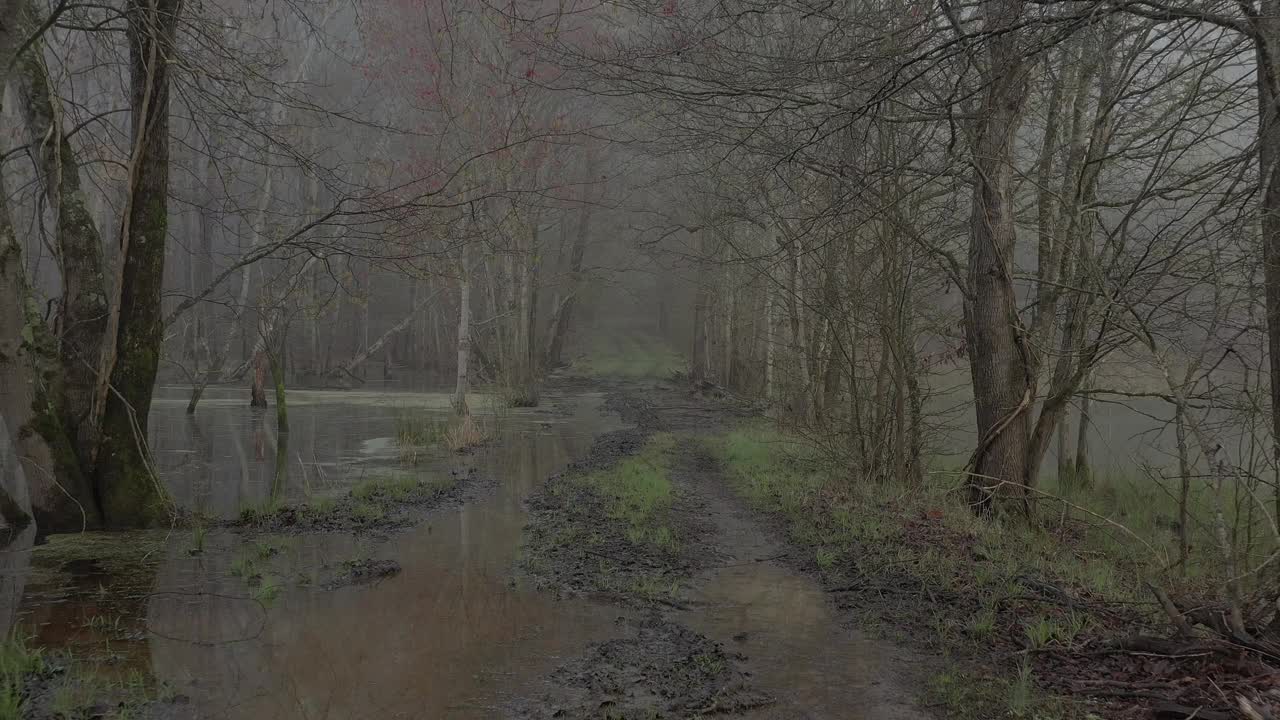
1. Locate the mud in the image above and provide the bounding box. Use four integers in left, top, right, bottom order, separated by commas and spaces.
512, 613, 774, 719
12, 381, 934, 719
521, 428, 709, 606
516, 378, 934, 719
233, 465, 485, 535
318, 557, 402, 589
17, 657, 191, 720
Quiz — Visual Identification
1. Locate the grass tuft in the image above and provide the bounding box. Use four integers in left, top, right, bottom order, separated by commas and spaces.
444, 414, 490, 452
577, 433, 679, 552
0, 633, 43, 720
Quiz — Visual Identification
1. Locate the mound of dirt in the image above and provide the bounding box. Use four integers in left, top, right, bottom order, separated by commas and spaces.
512, 613, 774, 719
319, 558, 402, 589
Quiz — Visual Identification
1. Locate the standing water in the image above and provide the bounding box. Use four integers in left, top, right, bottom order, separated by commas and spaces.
9, 387, 625, 719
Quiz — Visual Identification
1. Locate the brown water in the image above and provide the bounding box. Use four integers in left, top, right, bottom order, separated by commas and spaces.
5, 386, 927, 719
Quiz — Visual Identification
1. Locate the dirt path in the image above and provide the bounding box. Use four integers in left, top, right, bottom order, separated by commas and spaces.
517, 378, 934, 718
671, 437, 927, 719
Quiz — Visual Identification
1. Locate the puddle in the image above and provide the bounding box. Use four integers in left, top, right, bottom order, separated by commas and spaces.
673, 441, 927, 720
8, 389, 626, 719
683, 561, 923, 719
146, 385, 564, 518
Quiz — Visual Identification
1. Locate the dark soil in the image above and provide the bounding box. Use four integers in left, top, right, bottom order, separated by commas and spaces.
232, 465, 486, 536
19, 657, 193, 720
516, 380, 778, 717
512, 613, 774, 719
521, 427, 711, 607
319, 557, 402, 590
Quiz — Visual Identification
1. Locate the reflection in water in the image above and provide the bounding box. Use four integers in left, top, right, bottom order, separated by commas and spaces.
16, 389, 624, 719
151, 415, 625, 719
147, 385, 549, 519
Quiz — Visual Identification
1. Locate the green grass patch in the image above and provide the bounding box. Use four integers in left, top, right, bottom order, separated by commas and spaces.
928, 665, 1082, 720
307, 496, 338, 517
237, 473, 456, 530
351, 501, 386, 524
0, 633, 43, 720
570, 335, 686, 379
575, 433, 679, 551
394, 413, 449, 447
393, 411, 455, 464
353, 474, 423, 502
714, 425, 1218, 604
0, 631, 178, 720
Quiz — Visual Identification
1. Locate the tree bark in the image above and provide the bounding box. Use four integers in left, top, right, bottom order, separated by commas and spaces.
1025, 39, 1114, 486
330, 289, 442, 382
1174, 401, 1191, 573
0, 130, 36, 533
250, 351, 268, 408
92, 0, 183, 527
692, 260, 711, 384
2, 3, 102, 531
269, 345, 288, 434
545, 148, 596, 368
1257, 3, 1280, 533
453, 215, 473, 416
1074, 381, 1092, 487
964, 0, 1034, 517
16, 40, 110, 466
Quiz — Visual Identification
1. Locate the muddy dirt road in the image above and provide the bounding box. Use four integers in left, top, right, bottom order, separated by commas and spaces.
515, 379, 932, 719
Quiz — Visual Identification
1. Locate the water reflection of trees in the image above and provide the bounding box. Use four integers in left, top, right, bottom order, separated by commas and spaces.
143, 419, 607, 719
150, 395, 407, 518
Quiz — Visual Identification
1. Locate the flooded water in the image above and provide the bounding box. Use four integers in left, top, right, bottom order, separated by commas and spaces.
4, 385, 926, 718
146, 385, 532, 518
9, 388, 628, 718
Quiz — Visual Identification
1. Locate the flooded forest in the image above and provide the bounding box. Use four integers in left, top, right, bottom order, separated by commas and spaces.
4, 0, 1280, 718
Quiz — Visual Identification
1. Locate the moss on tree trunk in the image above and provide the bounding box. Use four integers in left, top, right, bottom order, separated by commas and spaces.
92, 0, 182, 528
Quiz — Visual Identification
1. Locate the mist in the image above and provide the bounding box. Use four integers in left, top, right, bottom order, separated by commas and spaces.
0, 1, 1278, 718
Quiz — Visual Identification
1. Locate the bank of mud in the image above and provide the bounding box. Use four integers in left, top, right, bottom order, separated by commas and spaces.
520, 428, 711, 606
231, 465, 486, 536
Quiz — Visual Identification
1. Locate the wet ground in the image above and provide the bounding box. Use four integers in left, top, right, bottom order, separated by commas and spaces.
4, 379, 933, 719
517, 383, 930, 719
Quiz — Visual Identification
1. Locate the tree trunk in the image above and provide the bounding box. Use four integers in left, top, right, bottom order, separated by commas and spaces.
1174, 401, 1191, 574
1257, 6, 1280, 532
546, 148, 596, 368
0, 135, 36, 533
763, 283, 775, 402
270, 345, 288, 434
1025, 42, 1114, 487
330, 289, 441, 381
16, 41, 110, 466
964, 0, 1033, 517
0, 1, 98, 532
453, 242, 472, 416
250, 351, 269, 408
1074, 383, 1092, 487
692, 277, 710, 383
92, 0, 183, 527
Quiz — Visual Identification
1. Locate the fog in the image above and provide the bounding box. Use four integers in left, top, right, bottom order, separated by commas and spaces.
2, 1, 1279, 718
